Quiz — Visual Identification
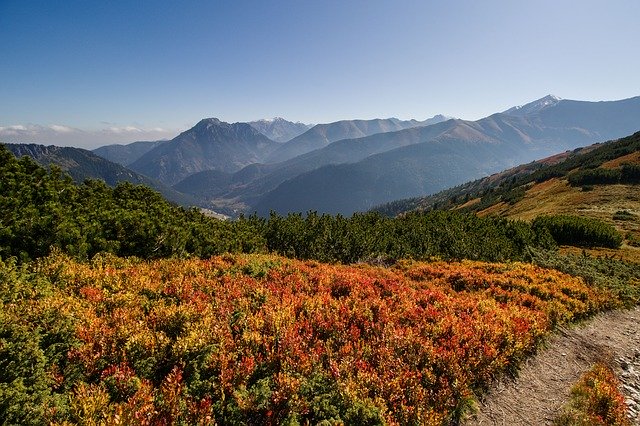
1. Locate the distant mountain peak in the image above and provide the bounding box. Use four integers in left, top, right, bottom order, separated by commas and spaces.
256, 117, 285, 123
197, 117, 222, 124
248, 117, 312, 143
192, 117, 225, 130
503, 95, 562, 116
431, 114, 451, 120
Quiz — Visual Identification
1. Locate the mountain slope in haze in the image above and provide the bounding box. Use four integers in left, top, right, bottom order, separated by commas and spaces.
248, 118, 312, 143
129, 118, 280, 185
3, 143, 197, 207
93, 140, 166, 166
173, 169, 233, 200
253, 137, 510, 216
265, 116, 449, 163
374, 131, 640, 262
252, 95, 640, 216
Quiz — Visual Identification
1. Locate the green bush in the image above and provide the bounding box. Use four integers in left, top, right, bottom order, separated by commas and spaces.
568, 168, 621, 186
241, 210, 556, 264
532, 215, 623, 249
620, 164, 640, 183
568, 164, 640, 187
0, 146, 266, 262
613, 210, 636, 221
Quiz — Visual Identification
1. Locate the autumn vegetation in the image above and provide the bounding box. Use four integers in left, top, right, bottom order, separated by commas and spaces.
1, 253, 624, 425
1, 145, 638, 424
555, 363, 630, 426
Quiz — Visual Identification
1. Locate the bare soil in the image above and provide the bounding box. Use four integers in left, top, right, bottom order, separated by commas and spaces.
462, 306, 640, 425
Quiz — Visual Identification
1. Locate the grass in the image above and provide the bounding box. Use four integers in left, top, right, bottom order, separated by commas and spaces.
478, 178, 640, 263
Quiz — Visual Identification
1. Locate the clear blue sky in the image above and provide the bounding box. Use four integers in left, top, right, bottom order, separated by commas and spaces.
1, 0, 639, 147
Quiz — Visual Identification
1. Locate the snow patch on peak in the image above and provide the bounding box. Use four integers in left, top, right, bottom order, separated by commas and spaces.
503, 95, 562, 117
256, 117, 285, 123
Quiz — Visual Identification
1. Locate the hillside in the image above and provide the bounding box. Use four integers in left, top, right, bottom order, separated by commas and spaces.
375, 131, 640, 262
2, 143, 196, 207
0, 252, 623, 425
129, 118, 280, 185
92, 140, 166, 166
478, 179, 640, 262
253, 136, 504, 215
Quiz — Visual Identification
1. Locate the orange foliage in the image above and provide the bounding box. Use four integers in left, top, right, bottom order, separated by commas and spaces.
556, 363, 630, 426
37, 253, 618, 425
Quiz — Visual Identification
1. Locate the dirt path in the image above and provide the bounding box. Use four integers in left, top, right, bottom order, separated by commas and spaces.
462, 306, 640, 425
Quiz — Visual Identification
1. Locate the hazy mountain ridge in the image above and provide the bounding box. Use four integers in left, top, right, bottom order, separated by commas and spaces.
502, 94, 562, 116
265, 116, 450, 163
129, 118, 280, 185
170, 116, 456, 210
3, 143, 196, 207
93, 140, 166, 166
250, 96, 640, 215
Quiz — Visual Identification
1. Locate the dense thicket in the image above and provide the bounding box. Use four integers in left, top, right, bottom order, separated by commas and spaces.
527, 247, 640, 306
532, 215, 623, 249
568, 164, 640, 186
242, 211, 556, 263
0, 146, 263, 261
0, 254, 620, 425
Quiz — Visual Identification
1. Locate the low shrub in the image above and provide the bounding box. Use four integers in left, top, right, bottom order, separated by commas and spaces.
532, 215, 623, 249
613, 210, 636, 221
555, 363, 629, 426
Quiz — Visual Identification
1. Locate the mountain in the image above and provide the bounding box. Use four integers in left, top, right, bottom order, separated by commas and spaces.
253, 136, 508, 216
129, 118, 280, 185
248, 118, 312, 143
93, 140, 166, 166
3, 143, 197, 207
265, 116, 449, 163
251, 95, 640, 215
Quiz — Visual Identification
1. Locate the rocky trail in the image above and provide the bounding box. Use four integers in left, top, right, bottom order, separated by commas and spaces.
463, 306, 640, 425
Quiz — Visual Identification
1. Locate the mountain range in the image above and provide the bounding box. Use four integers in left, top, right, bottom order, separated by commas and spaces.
249, 96, 640, 214
265, 115, 450, 163
92, 140, 166, 166
5, 95, 640, 217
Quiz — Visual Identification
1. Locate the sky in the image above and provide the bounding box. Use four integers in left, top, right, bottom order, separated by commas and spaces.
1, 0, 639, 148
